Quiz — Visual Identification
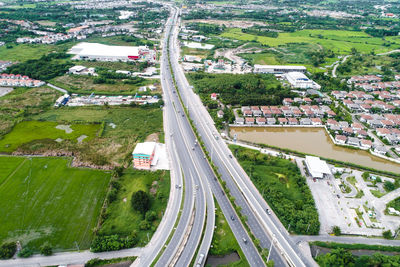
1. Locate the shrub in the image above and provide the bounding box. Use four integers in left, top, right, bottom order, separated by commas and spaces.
40, 244, 53, 256
139, 220, 151, 230
332, 226, 341, 236
0, 242, 17, 259
145, 211, 157, 222
383, 230, 393, 239
131, 190, 150, 214
18, 247, 33, 258
362, 172, 370, 180
384, 181, 395, 192
90, 235, 136, 252
85, 258, 101, 267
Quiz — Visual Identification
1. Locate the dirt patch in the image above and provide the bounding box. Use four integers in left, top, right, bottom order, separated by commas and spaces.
56, 124, 73, 134
145, 132, 159, 142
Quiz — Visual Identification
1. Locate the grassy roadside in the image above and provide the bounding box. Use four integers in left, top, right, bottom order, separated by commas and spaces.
209, 201, 249, 267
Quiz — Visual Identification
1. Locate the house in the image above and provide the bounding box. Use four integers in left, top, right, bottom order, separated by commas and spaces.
300, 118, 312, 125
256, 117, 266, 125
335, 135, 347, 144
278, 118, 288, 125
253, 110, 262, 117
342, 127, 354, 136
217, 110, 224, 118
326, 119, 339, 128
347, 137, 360, 146
339, 121, 349, 129
311, 118, 322, 126
267, 118, 276, 125
376, 128, 391, 137
356, 129, 368, 138
210, 93, 217, 100
245, 117, 255, 125
361, 139, 372, 149
243, 110, 252, 117
288, 118, 298, 125
351, 123, 364, 131
235, 117, 244, 125
283, 98, 294, 105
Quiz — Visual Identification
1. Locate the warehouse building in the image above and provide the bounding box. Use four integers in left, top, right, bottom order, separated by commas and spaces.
305, 156, 332, 179
285, 72, 321, 89
68, 42, 151, 62
253, 65, 306, 74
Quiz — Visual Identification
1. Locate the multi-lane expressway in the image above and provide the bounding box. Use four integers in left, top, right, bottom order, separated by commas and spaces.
153, 6, 266, 267
166, 6, 315, 267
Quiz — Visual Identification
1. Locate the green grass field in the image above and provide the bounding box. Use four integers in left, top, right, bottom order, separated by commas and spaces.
210, 202, 249, 267
0, 43, 74, 62
221, 28, 400, 54
0, 156, 110, 251
0, 121, 101, 153
99, 169, 170, 246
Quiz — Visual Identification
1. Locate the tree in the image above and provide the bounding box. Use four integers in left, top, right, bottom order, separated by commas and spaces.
40, 244, 52, 256
131, 190, 150, 214
0, 242, 16, 259
382, 230, 393, 239
332, 226, 341, 236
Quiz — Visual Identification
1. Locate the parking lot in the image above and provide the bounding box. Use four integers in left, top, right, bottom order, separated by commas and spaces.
298, 159, 400, 236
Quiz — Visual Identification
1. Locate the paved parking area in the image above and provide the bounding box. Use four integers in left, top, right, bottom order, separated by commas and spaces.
301, 163, 400, 236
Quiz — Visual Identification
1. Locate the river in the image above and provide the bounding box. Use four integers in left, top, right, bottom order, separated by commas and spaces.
230, 126, 400, 174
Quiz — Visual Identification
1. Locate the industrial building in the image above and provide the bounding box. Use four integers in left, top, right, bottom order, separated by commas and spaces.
285, 72, 321, 90
132, 142, 156, 170
253, 65, 306, 74
305, 155, 332, 179
68, 42, 153, 62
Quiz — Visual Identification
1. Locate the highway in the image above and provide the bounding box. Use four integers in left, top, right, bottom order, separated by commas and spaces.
162, 7, 266, 267
153, 8, 214, 267
168, 7, 314, 267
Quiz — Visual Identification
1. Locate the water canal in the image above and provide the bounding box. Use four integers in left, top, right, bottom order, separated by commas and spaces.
230, 126, 400, 174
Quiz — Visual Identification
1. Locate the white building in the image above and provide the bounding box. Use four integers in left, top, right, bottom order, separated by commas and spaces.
285, 72, 321, 90
253, 65, 306, 74
305, 155, 332, 179
68, 42, 150, 62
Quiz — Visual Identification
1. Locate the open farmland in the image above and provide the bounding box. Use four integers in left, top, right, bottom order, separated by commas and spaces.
0, 156, 110, 251
221, 28, 400, 54
0, 120, 101, 153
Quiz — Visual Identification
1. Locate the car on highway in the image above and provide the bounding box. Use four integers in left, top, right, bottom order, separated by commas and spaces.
231, 215, 235, 221
266, 208, 272, 215
242, 238, 247, 244
229, 154, 233, 158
